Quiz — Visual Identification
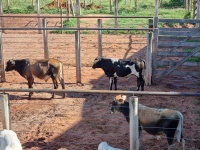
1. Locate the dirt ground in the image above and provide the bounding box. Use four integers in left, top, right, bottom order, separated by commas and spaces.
0, 14, 200, 150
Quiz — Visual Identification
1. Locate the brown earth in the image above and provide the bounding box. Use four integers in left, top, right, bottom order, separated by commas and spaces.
0, 14, 200, 150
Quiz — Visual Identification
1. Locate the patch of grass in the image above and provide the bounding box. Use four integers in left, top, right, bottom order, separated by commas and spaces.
184, 48, 200, 62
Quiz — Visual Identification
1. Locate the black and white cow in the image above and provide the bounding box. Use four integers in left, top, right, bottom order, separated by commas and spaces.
111, 95, 185, 150
92, 56, 145, 91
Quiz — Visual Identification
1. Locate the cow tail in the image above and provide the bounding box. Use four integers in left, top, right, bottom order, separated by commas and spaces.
141, 59, 146, 69
175, 111, 183, 143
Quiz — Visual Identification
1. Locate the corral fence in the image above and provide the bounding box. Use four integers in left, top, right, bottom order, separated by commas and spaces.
0, 15, 154, 85
0, 89, 200, 150
152, 17, 200, 86
0, 16, 200, 86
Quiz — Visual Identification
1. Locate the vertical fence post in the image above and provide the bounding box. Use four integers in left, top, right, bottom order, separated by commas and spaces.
98, 19, 102, 57
196, 0, 200, 27
0, 94, 11, 130
0, 32, 5, 82
110, 0, 112, 12
152, 28, 158, 84
37, 0, 42, 34
66, 0, 70, 20
75, 31, 81, 84
146, 32, 153, 85
76, 0, 80, 28
155, 0, 158, 17
114, 0, 118, 35
60, 6, 63, 34
129, 96, 139, 150
43, 19, 49, 59
0, 0, 5, 33
145, 19, 153, 85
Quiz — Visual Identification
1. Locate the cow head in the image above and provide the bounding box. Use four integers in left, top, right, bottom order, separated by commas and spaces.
111, 94, 127, 113
92, 56, 104, 69
5, 59, 16, 72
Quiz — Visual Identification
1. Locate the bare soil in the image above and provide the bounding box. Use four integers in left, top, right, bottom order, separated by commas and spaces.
0, 14, 200, 150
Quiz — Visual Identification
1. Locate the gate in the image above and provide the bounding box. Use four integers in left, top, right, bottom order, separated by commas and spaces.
152, 18, 200, 86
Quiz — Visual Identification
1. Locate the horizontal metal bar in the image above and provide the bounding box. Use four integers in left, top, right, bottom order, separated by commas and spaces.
0, 15, 153, 19
0, 27, 152, 30
0, 88, 200, 96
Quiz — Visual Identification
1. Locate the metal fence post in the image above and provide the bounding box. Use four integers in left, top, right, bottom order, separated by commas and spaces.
129, 96, 139, 150
43, 19, 49, 59
75, 31, 81, 84
0, 94, 11, 130
98, 19, 102, 57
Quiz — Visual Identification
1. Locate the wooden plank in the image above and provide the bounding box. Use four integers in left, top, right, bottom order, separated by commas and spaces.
152, 28, 158, 84
156, 46, 200, 82
156, 70, 200, 77
158, 41, 200, 47
157, 51, 200, 57
159, 18, 200, 23
159, 31, 200, 37
158, 60, 200, 67
159, 28, 199, 32
159, 36, 200, 41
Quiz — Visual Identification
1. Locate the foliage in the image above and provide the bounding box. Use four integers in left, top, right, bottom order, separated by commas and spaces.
162, 0, 184, 8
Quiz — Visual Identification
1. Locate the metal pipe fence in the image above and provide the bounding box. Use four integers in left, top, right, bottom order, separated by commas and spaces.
0, 90, 200, 150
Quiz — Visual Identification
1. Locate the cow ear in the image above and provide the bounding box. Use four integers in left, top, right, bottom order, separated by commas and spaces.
121, 95, 127, 101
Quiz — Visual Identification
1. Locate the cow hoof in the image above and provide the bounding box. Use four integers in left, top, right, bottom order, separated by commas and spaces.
62, 93, 66, 98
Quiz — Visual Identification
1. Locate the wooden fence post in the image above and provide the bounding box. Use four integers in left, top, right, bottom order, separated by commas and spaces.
0, 0, 5, 33
110, 0, 112, 12
75, 31, 81, 84
129, 96, 139, 150
0, 32, 5, 82
60, 6, 63, 34
152, 28, 158, 84
43, 19, 49, 59
196, 0, 200, 27
98, 19, 102, 57
155, 0, 159, 17
114, 0, 118, 35
0, 94, 11, 130
36, 0, 42, 34
146, 31, 153, 85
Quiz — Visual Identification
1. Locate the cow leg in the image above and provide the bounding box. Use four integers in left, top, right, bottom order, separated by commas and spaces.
166, 131, 176, 150
58, 77, 66, 98
114, 77, 117, 90
136, 75, 145, 91
51, 78, 58, 98
109, 77, 113, 90
179, 133, 185, 150
27, 77, 34, 99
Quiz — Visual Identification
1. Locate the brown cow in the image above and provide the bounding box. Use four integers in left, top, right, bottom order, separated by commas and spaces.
5, 58, 66, 99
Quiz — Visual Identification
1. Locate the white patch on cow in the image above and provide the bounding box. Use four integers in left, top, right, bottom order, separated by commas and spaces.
110, 58, 119, 64
125, 64, 139, 77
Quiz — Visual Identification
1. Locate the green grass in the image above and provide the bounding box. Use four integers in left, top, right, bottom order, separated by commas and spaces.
184, 48, 200, 62
1, 0, 192, 34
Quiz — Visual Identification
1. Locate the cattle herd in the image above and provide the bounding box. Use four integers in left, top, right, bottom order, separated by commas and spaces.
4, 57, 185, 150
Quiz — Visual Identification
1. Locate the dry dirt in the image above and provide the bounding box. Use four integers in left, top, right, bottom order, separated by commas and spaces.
0, 14, 200, 150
